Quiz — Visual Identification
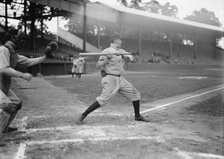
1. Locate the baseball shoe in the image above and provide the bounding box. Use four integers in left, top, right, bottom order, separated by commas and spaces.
75, 114, 85, 125
3, 127, 18, 133
135, 115, 150, 122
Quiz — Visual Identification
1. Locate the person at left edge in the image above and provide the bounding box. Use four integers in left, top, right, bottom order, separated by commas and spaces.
0, 33, 57, 133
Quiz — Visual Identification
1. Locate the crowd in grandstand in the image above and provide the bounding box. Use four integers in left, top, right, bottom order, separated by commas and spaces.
0, 25, 222, 66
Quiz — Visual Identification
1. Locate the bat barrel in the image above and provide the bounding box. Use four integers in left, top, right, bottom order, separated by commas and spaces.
79, 52, 132, 56
79, 53, 103, 56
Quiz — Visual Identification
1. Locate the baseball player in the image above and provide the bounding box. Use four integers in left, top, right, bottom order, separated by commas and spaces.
0, 33, 58, 133
73, 56, 84, 79
76, 35, 150, 124
71, 56, 77, 78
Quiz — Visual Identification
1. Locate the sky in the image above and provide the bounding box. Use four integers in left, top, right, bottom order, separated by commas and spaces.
4, 0, 224, 33
105, 0, 224, 21
46, 0, 224, 33
156, 0, 224, 20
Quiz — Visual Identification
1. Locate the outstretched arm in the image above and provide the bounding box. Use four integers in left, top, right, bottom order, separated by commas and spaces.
0, 67, 32, 81
0, 48, 32, 81
17, 41, 58, 67
18, 55, 46, 67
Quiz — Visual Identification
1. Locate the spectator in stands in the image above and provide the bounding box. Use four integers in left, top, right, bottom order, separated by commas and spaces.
132, 51, 140, 63
0, 32, 52, 133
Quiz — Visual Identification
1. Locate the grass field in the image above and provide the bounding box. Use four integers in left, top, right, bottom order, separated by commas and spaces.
47, 68, 223, 105
1, 67, 224, 159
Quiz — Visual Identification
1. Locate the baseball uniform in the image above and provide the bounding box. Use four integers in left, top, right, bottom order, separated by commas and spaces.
73, 58, 84, 79
96, 43, 140, 106
76, 40, 150, 125
0, 41, 45, 132
75, 58, 84, 74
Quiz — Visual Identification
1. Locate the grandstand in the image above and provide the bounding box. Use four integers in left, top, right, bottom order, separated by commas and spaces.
0, 0, 223, 76
15, 36, 79, 61
80, 33, 224, 65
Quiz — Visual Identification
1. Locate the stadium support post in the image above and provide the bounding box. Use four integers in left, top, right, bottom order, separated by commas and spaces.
38, 64, 42, 74
64, 62, 67, 75
30, 2, 36, 50
40, 6, 44, 39
83, 1, 87, 52
138, 28, 142, 55
56, 16, 59, 42
24, 0, 27, 35
5, 1, 8, 32
169, 39, 173, 58
194, 36, 198, 59
213, 39, 217, 59
97, 21, 101, 49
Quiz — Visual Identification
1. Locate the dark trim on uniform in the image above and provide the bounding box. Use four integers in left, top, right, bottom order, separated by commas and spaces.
106, 73, 120, 77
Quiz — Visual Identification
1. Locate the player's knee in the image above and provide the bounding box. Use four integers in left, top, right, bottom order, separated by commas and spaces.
2, 103, 17, 114
16, 101, 22, 110
96, 98, 106, 106
133, 91, 141, 101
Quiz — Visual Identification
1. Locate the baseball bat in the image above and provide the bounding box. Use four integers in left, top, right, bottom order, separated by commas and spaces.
79, 52, 132, 56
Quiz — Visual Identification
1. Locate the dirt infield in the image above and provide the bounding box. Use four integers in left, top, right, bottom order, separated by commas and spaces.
1, 70, 224, 159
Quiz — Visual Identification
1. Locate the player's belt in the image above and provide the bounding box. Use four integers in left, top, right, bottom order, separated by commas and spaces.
106, 73, 120, 77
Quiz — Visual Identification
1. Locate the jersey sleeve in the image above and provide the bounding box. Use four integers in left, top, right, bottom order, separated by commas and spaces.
0, 48, 10, 70
96, 49, 110, 69
17, 55, 45, 67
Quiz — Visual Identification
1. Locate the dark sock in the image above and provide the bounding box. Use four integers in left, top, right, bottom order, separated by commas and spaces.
82, 101, 100, 117
3, 127, 18, 133
133, 100, 140, 118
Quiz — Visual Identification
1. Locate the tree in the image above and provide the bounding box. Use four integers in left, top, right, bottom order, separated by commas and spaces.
130, 0, 142, 9
118, 0, 178, 18
118, 0, 141, 8
141, 0, 160, 13
64, 15, 83, 34
160, 2, 178, 17
184, 8, 221, 26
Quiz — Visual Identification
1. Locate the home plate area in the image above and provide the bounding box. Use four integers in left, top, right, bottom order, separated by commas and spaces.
14, 114, 224, 159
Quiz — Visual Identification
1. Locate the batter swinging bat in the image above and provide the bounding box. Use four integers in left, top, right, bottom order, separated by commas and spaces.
79, 52, 132, 56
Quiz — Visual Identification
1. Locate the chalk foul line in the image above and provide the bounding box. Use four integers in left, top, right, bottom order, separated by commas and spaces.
15, 143, 26, 159
141, 86, 224, 114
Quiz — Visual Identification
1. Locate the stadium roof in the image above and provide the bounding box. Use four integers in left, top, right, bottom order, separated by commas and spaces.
28, 0, 224, 37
